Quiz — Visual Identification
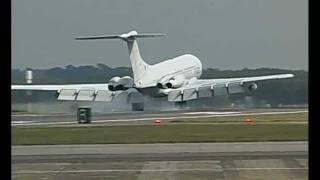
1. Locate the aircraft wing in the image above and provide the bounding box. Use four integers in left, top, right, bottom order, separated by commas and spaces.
11, 84, 108, 91
166, 74, 294, 102
11, 83, 142, 103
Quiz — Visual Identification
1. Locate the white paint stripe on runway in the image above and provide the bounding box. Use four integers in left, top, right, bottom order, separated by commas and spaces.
11, 121, 75, 126
184, 111, 238, 115
11, 110, 308, 126
11, 121, 36, 124
14, 167, 308, 174
167, 122, 308, 125
12, 114, 72, 117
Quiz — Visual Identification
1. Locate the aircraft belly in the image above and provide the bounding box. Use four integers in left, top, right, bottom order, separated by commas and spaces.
137, 87, 165, 98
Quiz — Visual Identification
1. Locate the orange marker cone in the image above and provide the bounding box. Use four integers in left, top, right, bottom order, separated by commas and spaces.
245, 117, 253, 123
154, 119, 161, 125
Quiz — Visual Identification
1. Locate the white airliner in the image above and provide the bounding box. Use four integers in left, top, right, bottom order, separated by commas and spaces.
12, 30, 294, 111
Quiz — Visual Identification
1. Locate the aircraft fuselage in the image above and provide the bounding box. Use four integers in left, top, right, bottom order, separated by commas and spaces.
136, 54, 202, 88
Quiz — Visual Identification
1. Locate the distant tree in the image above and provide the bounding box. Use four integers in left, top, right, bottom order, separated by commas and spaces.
96, 63, 110, 70
65, 65, 77, 70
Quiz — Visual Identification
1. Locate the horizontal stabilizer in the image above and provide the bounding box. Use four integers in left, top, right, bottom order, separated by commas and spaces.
75, 31, 166, 41
134, 33, 167, 38
75, 35, 120, 40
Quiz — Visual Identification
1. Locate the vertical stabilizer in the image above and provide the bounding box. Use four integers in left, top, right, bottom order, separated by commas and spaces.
75, 30, 166, 86
125, 36, 149, 85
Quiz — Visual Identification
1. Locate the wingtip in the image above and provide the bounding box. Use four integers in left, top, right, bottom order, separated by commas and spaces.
74, 37, 85, 40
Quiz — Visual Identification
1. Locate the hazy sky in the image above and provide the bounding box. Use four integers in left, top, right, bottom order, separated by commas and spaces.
12, 0, 308, 70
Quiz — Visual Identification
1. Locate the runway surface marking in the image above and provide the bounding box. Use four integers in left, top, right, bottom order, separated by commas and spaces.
11, 110, 308, 126
12, 114, 72, 117
161, 122, 308, 125
12, 121, 75, 126
13, 167, 308, 174
184, 111, 238, 115
11, 121, 36, 124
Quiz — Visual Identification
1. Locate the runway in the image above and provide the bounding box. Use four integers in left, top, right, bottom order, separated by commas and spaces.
12, 141, 308, 180
11, 108, 308, 126
12, 108, 308, 178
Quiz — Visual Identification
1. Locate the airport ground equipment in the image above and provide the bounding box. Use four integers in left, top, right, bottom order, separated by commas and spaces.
77, 107, 91, 123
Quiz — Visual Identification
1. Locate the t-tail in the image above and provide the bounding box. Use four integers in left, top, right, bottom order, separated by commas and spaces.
75, 31, 166, 85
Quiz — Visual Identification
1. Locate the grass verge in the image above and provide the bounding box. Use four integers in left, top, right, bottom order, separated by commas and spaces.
12, 123, 308, 145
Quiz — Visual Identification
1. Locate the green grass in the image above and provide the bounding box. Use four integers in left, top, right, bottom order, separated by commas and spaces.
12, 123, 308, 145
12, 112, 308, 145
